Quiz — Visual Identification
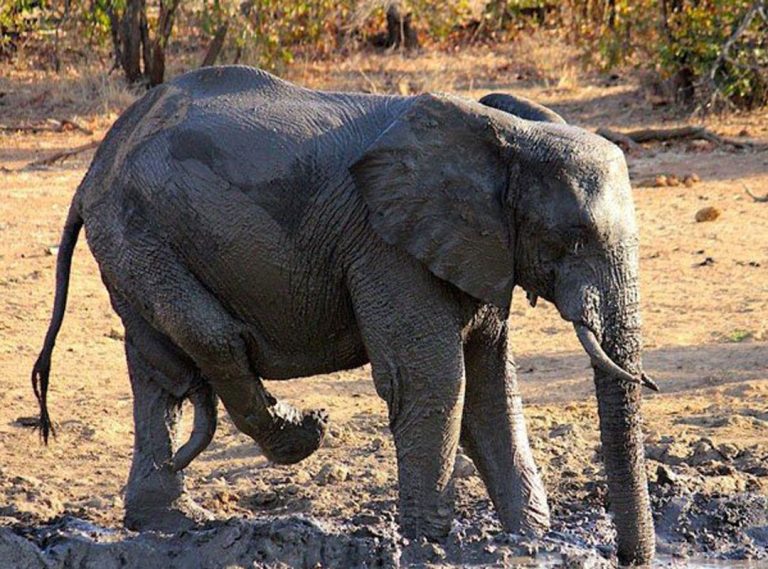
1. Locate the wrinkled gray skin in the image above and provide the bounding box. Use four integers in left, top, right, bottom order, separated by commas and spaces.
33, 67, 655, 565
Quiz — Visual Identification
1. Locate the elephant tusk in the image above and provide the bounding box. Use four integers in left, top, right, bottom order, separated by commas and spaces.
573, 323, 641, 385
172, 382, 218, 472
641, 372, 660, 392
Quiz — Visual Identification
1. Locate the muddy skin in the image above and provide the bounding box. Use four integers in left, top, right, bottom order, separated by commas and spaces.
32, 66, 657, 563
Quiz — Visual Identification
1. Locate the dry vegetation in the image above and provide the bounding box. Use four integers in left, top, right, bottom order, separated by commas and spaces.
1, 34, 768, 566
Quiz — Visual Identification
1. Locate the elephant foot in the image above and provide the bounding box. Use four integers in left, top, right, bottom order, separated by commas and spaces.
250, 405, 329, 465
496, 477, 550, 538
125, 493, 213, 533
398, 481, 455, 542
399, 507, 453, 542
124, 458, 214, 533
516, 504, 551, 538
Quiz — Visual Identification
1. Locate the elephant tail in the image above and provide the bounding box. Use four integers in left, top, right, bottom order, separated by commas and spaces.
31, 201, 83, 443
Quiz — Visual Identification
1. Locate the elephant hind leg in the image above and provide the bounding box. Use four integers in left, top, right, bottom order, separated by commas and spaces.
99, 231, 326, 464
123, 339, 214, 531
111, 294, 217, 471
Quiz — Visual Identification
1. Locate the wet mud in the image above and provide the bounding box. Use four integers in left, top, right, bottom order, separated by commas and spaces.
2, 475, 765, 569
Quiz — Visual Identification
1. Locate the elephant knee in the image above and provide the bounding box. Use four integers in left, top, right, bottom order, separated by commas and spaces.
177, 322, 246, 374
370, 363, 402, 424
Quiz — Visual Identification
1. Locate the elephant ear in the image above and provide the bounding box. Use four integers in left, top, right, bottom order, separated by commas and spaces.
480, 92, 566, 124
350, 93, 515, 310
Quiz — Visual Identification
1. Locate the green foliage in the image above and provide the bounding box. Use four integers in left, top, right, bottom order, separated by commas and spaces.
658, 0, 767, 109
565, 0, 768, 109
197, 0, 353, 72
723, 329, 753, 342
4, 0, 766, 110
1, 0, 44, 55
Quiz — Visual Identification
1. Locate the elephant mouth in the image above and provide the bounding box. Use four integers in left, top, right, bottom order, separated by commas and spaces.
572, 322, 659, 392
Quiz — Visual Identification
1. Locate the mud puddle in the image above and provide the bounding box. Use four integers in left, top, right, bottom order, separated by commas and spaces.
2, 484, 766, 569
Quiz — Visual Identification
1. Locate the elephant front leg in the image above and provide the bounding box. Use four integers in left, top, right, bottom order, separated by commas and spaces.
461, 320, 550, 535
123, 340, 213, 532
348, 254, 466, 539
387, 358, 465, 539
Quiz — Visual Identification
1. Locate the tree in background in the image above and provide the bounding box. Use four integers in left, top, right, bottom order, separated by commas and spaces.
103, 0, 181, 86
2, 0, 766, 110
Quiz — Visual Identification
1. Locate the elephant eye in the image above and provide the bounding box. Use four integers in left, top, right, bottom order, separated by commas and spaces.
566, 225, 592, 255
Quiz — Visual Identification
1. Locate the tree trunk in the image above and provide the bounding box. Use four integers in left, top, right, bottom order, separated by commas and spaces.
108, 0, 179, 86
201, 22, 229, 67
119, 0, 143, 83
386, 3, 419, 50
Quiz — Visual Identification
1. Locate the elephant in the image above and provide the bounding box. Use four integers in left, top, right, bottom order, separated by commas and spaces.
32, 65, 657, 565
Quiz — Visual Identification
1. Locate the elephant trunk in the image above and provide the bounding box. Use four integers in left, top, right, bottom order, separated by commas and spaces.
592, 270, 655, 565
594, 365, 655, 565
558, 254, 655, 565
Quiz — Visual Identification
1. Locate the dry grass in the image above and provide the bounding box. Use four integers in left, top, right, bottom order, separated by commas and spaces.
0, 65, 136, 130
0, 32, 585, 132
290, 31, 583, 98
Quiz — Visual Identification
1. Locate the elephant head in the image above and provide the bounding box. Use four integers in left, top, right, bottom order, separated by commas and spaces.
351, 93, 655, 565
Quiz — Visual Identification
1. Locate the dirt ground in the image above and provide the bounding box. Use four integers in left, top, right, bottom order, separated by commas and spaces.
1, 45, 767, 567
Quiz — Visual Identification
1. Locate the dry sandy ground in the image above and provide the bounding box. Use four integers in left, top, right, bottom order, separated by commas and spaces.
0, 46, 767, 566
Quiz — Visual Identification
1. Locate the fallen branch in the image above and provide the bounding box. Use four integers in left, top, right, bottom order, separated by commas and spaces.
744, 184, 768, 202
22, 139, 101, 170
0, 119, 93, 135
597, 125, 767, 151
595, 127, 641, 153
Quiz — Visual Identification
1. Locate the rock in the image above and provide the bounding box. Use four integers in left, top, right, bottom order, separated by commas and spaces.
104, 328, 125, 341
454, 453, 477, 479
695, 206, 720, 222
645, 442, 691, 465
690, 439, 724, 466
657, 464, 678, 486
0, 517, 401, 568
216, 490, 238, 506
0, 529, 47, 569
252, 490, 278, 506
325, 424, 347, 448
292, 469, 312, 484
654, 175, 668, 187
352, 511, 382, 526
717, 442, 740, 460
550, 423, 576, 438
315, 463, 349, 485
645, 443, 666, 462
667, 175, 681, 187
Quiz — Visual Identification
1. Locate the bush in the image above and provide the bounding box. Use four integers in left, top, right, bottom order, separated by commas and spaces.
3, 0, 766, 111
566, 0, 768, 110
